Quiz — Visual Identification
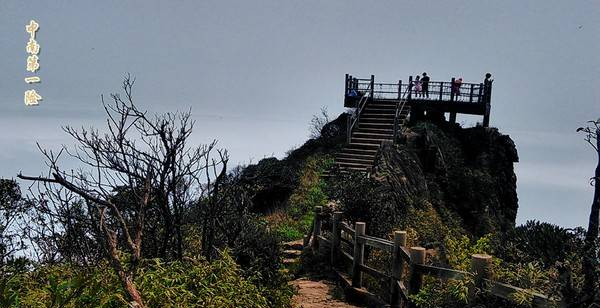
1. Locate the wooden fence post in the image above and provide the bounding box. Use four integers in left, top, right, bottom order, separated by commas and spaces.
311, 206, 323, 249
471, 254, 493, 284
352, 222, 366, 288
408, 246, 426, 306
390, 231, 407, 307
330, 212, 343, 265
469, 254, 493, 301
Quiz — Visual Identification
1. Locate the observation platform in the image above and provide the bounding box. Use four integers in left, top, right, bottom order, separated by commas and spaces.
344, 74, 492, 127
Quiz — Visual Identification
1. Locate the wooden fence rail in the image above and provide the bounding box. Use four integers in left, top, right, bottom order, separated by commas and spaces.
308, 206, 559, 308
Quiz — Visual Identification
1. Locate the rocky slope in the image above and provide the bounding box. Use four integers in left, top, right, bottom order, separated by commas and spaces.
242, 112, 518, 237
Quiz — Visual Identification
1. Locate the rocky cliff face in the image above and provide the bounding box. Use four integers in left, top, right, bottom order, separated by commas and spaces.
242, 113, 518, 237
374, 121, 519, 236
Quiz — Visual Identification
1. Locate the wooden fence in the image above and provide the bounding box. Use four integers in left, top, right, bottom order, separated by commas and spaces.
305, 206, 559, 308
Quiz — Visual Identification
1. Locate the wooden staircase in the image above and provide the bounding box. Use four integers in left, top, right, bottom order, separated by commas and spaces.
333, 100, 410, 172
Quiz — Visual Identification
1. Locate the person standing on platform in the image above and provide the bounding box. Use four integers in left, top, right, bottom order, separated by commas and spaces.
421, 72, 430, 98
414, 75, 422, 97
454, 77, 463, 98
484, 73, 493, 101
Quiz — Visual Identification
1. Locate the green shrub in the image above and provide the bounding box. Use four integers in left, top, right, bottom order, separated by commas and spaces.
288, 155, 332, 218
0, 251, 290, 308
493, 220, 585, 267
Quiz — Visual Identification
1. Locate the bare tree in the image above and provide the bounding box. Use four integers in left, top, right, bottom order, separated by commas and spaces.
577, 119, 600, 300
309, 107, 330, 139
18, 76, 227, 308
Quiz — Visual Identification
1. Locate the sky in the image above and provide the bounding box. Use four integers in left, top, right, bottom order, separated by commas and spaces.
0, 1, 599, 228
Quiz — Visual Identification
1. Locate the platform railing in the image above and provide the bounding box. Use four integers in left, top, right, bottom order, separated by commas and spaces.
392, 84, 410, 143
345, 74, 489, 104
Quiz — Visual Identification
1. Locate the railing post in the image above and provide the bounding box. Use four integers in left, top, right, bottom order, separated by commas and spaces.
469, 84, 474, 103
471, 254, 493, 284
449, 112, 457, 124
345, 73, 349, 95
408, 247, 426, 306
311, 206, 323, 249
347, 115, 351, 144
477, 83, 483, 103
390, 231, 407, 307
330, 212, 343, 265
408, 76, 413, 100
352, 222, 366, 288
439, 82, 444, 101
483, 82, 491, 127
370, 75, 375, 99
398, 80, 402, 100
450, 77, 456, 102
470, 254, 493, 300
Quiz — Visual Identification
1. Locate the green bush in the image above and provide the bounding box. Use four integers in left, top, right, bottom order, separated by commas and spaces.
493, 220, 585, 267
288, 155, 332, 218
266, 155, 332, 242
0, 251, 289, 308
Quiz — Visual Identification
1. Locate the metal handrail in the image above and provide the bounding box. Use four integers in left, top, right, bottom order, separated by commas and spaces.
347, 83, 372, 143
393, 85, 411, 143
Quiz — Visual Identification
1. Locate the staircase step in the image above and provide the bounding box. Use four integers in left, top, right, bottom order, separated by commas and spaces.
336, 157, 374, 164
282, 240, 304, 250
362, 113, 395, 118
335, 153, 375, 163
339, 148, 378, 155
360, 118, 395, 124
283, 258, 300, 265
352, 137, 386, 146
355, 128, 394, 134
351, 137, 390, 145
352, 131, 393, 139
283, 249, 302, 258
335, 166, 369, 172
346, 142, 380, 149
335, 161, 372, 168
363, 108, 396, 114
365, 104, 396, 109
360, 123, 394, 129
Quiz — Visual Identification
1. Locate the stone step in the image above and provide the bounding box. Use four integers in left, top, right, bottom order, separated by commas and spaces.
283, 258, 300, 265
282, 240, 304, 251
283, 249, 302, 258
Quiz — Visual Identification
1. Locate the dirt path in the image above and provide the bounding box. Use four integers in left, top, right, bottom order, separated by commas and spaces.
290, 278, 364, 308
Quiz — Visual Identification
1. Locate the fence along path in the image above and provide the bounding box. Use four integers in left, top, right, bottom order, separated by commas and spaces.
306, 206, 560, 308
